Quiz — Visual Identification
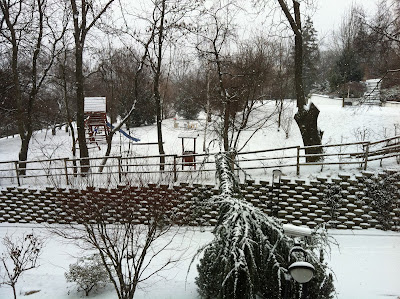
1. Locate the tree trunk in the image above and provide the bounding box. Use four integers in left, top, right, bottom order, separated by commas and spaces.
75, 45, 90, 173
12, 284, 16, 299
294, 103, 323, 162
277, 99, 283, 129
154, 0, 166, 171
69, 121, 78, 174
99, 132, 114, 173
203, 68, 211, 152
6, 6, 28, 175
155, 80, 165, 170
212, 42, 229, 152
60, 52, 78, 174
277, 0, 323, 162
64, 88, 77, 174
18, 134, 31, 175
292, 2, 322, 162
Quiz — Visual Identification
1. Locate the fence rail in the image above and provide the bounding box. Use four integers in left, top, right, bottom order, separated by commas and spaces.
0, 135, 399, 188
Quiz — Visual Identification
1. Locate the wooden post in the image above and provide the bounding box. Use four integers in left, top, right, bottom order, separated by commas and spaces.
118, 156, 122, 183
14, 161, 21, 186
363, 142, 370, 170
296, 146, 301, 175
173, 155, 177, 182
63, 158, 69, 185
194, 138, 197, 169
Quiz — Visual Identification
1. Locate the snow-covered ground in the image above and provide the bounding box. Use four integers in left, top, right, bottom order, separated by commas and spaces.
1, 95, 399, 159
0, 224, 399, 299
0, 95, 400, 298
0, 95, 399, 185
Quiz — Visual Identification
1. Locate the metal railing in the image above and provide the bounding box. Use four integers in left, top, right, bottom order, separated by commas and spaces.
0, 135, 399, 188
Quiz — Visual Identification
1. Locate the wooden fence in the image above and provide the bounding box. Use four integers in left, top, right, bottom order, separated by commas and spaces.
0, 135, 399, 188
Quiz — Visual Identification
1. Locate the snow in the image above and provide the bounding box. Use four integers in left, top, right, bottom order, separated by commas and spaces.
328, 230, 400, 299
0, 95, 399, 185
84, 97, 107, 112
0, 95, 400, 298
0, 225, 399, 299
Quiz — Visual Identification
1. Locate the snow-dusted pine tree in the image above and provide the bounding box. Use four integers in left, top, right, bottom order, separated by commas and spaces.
196, 153, 334, 299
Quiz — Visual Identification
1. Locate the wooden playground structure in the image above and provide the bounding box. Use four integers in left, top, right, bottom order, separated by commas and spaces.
84, 97, 110, 148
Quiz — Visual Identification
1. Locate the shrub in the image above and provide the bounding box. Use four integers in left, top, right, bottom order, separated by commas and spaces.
0, 232, 44, 299
174, 96, 202, 120
65, 254, 109, 296
360, 172, 400, 230
323, 183, 344, 227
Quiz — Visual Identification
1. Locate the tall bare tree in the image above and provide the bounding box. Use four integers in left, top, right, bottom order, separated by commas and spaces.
52, 41, 78, 173
152, 0, 167, 169
141, 0, 197, 169
68, 0, 114, 173
196, 3, 277, 153
98, 41, 152, 172
0, 0, 67, 174
276, 0, 323, 161
195, 1, 237, 152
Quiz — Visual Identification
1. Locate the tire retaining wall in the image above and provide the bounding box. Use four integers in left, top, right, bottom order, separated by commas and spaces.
0, 170, 399, 230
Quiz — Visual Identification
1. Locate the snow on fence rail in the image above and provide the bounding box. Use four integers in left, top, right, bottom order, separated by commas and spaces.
0, 136, 399, 188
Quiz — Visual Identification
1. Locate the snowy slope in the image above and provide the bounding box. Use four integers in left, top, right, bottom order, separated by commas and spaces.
0, 95, 399, 181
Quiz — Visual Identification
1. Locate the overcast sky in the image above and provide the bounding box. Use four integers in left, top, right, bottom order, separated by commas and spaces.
313, 0, 380, 37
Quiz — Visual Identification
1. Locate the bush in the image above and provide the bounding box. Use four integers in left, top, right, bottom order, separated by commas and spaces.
323, 183, 344, 227
359, 172, 400, 230
65, 254, 109, 296
0, 232, 44, 299
174, 96, 202, 120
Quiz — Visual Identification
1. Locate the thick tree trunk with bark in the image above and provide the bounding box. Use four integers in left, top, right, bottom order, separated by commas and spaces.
293, 10, 322, 161
278, 0, 323, 162
12, 46, 32, 175
18, 133, 32, 175
295, 103, 323, 161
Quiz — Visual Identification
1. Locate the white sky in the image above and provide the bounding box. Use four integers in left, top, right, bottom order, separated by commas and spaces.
231, 0, 382, 49
313, 0, 380, 37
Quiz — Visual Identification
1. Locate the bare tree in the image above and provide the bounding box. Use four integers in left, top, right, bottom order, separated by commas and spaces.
0, 233, 44, 299
52, 41, 79, 173
98, 41, 152, 172
0, 0, 67, 174
195, 1, 238, 152
253, 0, 323, 160
140, 0, 197, 169
68, 0, 115, 173
52, 188, 188, 299
275, 0, 323, 161
152, 0, 167, 169
196, 4, 278, 153
226, 39, 278, 151
272, 40, 293, 130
